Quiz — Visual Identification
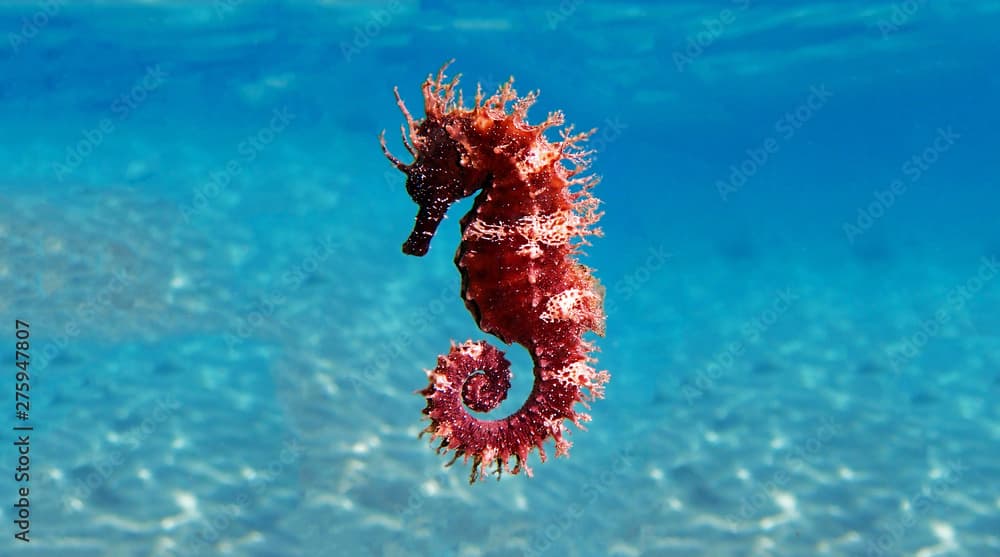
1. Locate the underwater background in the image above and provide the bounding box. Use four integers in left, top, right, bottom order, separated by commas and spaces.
2, 0, 999, 555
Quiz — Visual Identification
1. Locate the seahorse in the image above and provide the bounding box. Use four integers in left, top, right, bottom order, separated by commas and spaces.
381, 63, 608, 483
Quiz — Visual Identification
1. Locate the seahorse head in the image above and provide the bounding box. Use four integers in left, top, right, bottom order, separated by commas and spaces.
382, 111, 489, 256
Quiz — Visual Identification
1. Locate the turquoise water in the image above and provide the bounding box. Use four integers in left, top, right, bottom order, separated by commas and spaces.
2, 1, 999, 556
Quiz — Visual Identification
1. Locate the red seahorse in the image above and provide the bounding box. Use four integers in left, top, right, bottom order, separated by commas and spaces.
381, 63, 608, 483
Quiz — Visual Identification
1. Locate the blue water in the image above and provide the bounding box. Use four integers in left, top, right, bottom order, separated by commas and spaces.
2, 1, 999, 556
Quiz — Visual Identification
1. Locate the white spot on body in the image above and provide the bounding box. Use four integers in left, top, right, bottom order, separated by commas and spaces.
540, 288, 593, 322
464, 218, 507, 243
433, 372, 453, 392
516, 141, 559, 181
547, 359, 609, 398
457, 341, 484, 359
463, 206, 599, 259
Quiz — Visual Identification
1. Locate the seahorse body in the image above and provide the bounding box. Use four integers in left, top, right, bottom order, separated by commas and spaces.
381, 63, 608, 482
